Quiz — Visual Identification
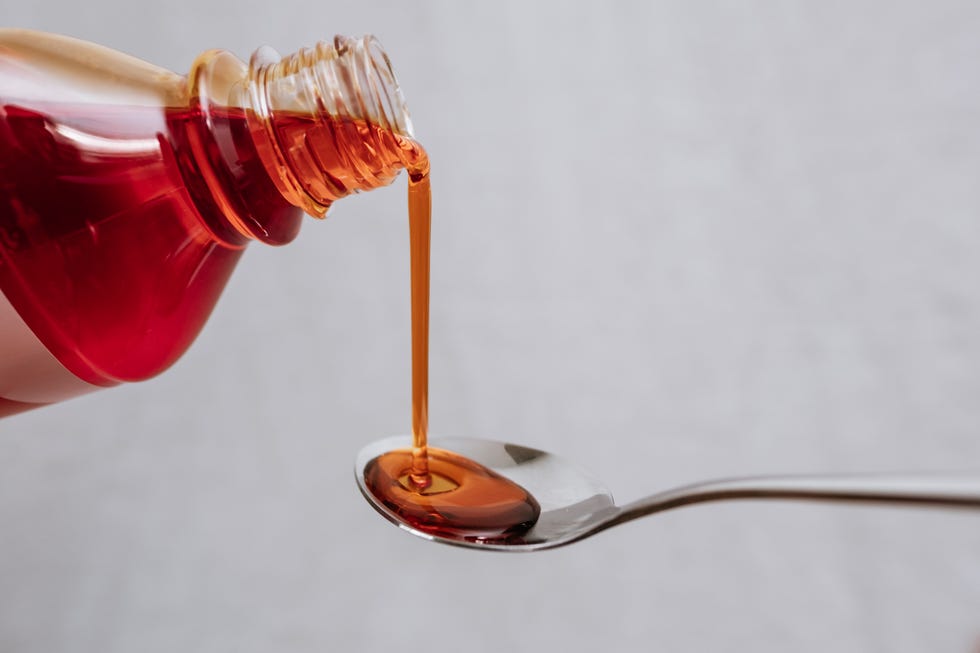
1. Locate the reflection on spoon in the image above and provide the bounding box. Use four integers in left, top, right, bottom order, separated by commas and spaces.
356, 436, 980, 552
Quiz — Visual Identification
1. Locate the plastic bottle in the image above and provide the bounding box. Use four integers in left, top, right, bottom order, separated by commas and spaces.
0, 29, 420, 418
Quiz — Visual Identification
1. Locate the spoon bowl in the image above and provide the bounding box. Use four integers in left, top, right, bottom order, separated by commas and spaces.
356, 436, 616, 551
356, 436, 980, 552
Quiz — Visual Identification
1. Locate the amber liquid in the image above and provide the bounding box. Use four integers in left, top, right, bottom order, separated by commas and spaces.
363, 146, 541, 541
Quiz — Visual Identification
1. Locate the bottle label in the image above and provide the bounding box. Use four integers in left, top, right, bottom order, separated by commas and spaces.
0, 289, 97, 405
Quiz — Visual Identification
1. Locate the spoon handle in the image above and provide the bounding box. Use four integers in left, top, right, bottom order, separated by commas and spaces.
614, 474, 980, 525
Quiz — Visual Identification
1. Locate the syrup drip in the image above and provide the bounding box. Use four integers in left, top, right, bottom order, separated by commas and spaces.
362, 143, 541, 540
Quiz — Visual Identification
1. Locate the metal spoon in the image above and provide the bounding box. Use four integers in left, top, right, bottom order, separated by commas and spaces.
355, 435, 980, 552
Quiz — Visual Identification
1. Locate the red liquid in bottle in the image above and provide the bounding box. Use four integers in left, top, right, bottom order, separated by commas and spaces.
0, 103, 234, 407
0, 101, 306, 416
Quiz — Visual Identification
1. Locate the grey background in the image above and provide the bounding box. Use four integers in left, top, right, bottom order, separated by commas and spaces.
2, 1, 980, 651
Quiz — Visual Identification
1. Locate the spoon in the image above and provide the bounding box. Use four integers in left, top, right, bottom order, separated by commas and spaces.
356, 436, 980, 552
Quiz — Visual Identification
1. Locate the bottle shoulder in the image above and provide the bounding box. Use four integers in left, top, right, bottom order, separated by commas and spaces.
0, 29, 187, 107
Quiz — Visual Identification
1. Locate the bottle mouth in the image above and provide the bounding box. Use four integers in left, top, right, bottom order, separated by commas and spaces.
249, 35, 415, 139
355, 36, 415, 139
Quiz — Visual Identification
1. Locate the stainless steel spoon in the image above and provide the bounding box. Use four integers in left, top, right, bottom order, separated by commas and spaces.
355, 435, 980, 552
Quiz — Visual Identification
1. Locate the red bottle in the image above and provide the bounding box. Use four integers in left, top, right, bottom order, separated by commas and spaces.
0, 30, 417, 417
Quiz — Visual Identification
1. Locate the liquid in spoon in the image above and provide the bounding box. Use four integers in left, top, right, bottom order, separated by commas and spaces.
362, 141, 540, 540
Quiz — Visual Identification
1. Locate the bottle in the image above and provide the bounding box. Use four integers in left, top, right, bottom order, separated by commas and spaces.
0, 29, 419, 418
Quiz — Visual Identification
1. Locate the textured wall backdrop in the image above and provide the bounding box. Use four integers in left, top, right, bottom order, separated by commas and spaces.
2, 2, 979, 652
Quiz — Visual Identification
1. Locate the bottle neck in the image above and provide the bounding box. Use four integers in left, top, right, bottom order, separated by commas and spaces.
244, 36, 421, 218
184, 36, 421, 245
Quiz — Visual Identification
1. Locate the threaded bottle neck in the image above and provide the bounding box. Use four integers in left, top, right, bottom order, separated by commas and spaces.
244, 36, 421, 217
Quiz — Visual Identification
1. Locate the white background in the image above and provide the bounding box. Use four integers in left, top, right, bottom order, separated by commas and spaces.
2, 1, 980, 651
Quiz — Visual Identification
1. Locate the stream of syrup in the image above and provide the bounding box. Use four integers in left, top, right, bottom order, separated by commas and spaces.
362, 142, 540, 541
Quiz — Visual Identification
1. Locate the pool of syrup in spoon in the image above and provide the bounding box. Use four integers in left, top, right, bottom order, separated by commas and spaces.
362, 149, 540, 541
